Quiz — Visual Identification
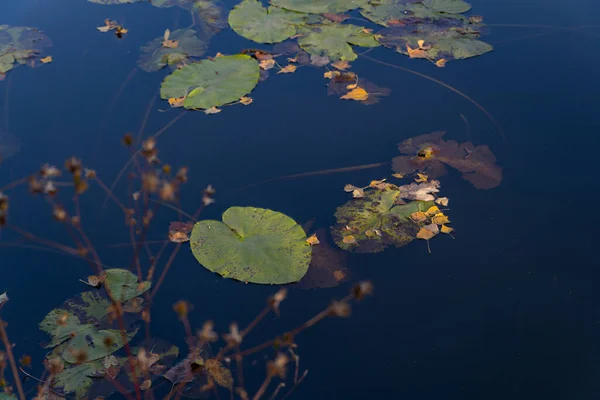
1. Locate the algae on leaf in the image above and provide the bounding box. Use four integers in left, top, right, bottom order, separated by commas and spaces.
297, 24, 379, 62
190, 207, 311, 284
160, 54, 260, 110
270, 0, 369, 13
138, 28, 208, 72
229, 0, 308, 44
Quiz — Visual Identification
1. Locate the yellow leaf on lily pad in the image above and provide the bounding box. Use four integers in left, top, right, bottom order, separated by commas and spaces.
331, 60, 350, 70
440, 225, 454, 234
342, 235, 357, 244
431, 213, 450, 225
340, 87, 368, 101
278, 64, 297, 74
204, 107, 222, 115
425, 206, 440, 216
416, 225, 437, 240
168, 97, 186, 107
415, 173, 428, 183
306, 234, 320, 245
239, 96, 253, 105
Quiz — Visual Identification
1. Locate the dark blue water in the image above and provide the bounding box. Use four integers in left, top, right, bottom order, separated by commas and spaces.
2, 0, 600, 399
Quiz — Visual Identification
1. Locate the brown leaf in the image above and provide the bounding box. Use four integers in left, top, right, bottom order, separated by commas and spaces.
306, 233, 320, 245
204, 107, 221, 115
322, 13, 349, 23
162, 39, 179, 48
352, 189, 365, 198
406, 44, 428, 59
277, 64, 297, 74
435, 197, 449, 206
331, 60, 350, 70
168, 97, 186, 108
40, 56, 53, 64
414, 173, 428, 183
205, 359, 233, 389
324, 70, 341, 79
169, 221, 194, 243
140, 379, 152, 390
416, 224, 438, 240
343, 184, 360, 192
259, 59, 275, 70
239, 96, 253, 105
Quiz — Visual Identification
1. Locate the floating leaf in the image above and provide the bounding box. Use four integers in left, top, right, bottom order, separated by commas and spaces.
160, 54, 260, 110
435, 197, 449, 206
397, 180, 440, 201
40, 55, 52, 63
53, 361, 103, 399
259, 59, 276, 70
392, 131, 502, 189
416, 224, 438, 240
190, 207, 311, 284
204, 106, 222, 114
331, 60, 350, 70
441, 224, 454, 234
415, 173, 428, 183
328, 76, 391, 105
277, 64, 297, 73
62, 328, 130, 363
138, 29, 207, 72
306, 233, 320, 245
297, 24, 379, 62
0, 25, 52, 76
228, 0, 308, 44
169, 221, 194, 243
361, 0, 471, 27
239, 96, 253, 105
104, 268, 151, 302
340, 87, 368, 101
270, 0, 369, 13
331, 186, 434, 253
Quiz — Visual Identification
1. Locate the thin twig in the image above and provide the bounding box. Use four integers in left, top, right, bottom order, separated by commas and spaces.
0, 317, 26, 400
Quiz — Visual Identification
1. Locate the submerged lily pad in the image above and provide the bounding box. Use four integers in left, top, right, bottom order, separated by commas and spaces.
104, 268, 151, 302
62, 329, 131, 363
190, 207, 311, 284
160, 54, 260, 109
53, 361, 103, 400
229, 0, 308, 44
360, 0, 470, 26
0, 25, 52, 77
138, 28, 207, 72
297, 24, 379, 62
331, 187, 433, 253
270, 0, 369, 13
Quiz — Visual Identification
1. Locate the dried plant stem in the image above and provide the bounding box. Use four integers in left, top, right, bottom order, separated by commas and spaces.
241, 306, 270, 338
107, 374, 136, 400
239, 162, 390, 191
150, 243, 181, 298
109, 68, 138, 110
279, 370, 307, 400
361, 54, 505, 141
0, 176, 28, 192
268, 383, 286, 400
137, 92, 158, 142
94, 177, 130, 216
150, 199, 196, 221
0, 317, 26, 400
7, 224, 80, 256
252, 373, 274, 400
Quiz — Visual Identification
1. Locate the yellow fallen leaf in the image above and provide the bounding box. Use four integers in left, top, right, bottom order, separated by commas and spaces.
406, 44, 428, 59
346, 83, 358, 89
324, 70, 341, 79
287, 56, 297, 62
415, 173, 428, 183
410, 211, 428, 223
204, 107, 221, 115
115, 27, 128, 35
164, 28, 171, 41
435, 197, 449, 206
162, 39, 179, 49
40, 56, 52, 64
431, 213, 450, 225
392, 173, 405, 179
168, 97, 186, 107
416, 226, 436, 240
306, 233, 320, 245
239, 96, 253, 105
425, 206, 440, 216
417, 39, 431, 50
440, 225, 454, 234
369, 179, 385, 187
277, 64, 297, 74
342, 235, 357, 244
331, 60, 350, 70
215, 52, 224, 57
340, 87, 368, 101
140, 379, 152, 390
169, 231, 190, 243
259, 59, 275, 70
352, 188, 365, 198
435, 59, 447, 68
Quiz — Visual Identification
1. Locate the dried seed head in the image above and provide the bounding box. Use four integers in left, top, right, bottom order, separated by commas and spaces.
268, 288, 287, 316
47, 357, 64, 375
132, 192, 141, 201
162, 164, 171, 174
173, 300, 191, 319
39, 164, 61, 178
74, 176, 89, 195
43, 181, 57, 196
203, 184, 216, 195
267, 353, 289, 379
28, 176, 43, 194
176, 167, 188, 183
224, 323, 242, 346
352, 281, 374, 300
202, 194, 215, 206
122, 133, 134, 147
65, 157, 82, 175
84, 168, 97, 179
160, 181, 176, 202
329, 301, 351, 318
53, 205, 67, 222
142, 172, 159, 193
0, 192, 8, 212
141, 138, 158, 161
198, 321, 218, 343
143, 209, 154, 228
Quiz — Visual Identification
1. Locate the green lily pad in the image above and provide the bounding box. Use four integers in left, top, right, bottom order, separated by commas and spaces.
0, 394, 17, 400
62, 328, 134, 363
160, 54, 260, 109
0, 25, 52, 76
54, 361, 103, 400
88, 0, 144, 4
423, 0, 471, 13
229, 0, 308, 44
190, 207, 311, 284
360, 0, 471, 27
331, 187, 433, 253
297, 24, 379, 62
270, 0, 369, 13
104, 268, 151, 302
138, 29, 207, 72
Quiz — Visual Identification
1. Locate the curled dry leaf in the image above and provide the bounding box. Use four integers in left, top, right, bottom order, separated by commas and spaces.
306, 233, 320, 245
239, 96, 253, 105
331, 60, 350, 70
169, 221, 194, 243
435, 59, 447, 67
435, 197, 449, 206
414, 173, 428, 183
40, 56, 53, 63
277, 64, 297, 74
352, 188, 365, 198
397, 180, 440, 201
344, 184, 360, 192
259, 59, 275, 70
204, 106, 222, 114
140, 379, 152, 390
168, 97, 186, 107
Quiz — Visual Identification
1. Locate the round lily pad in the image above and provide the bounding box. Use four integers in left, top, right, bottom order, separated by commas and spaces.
138, 28, 207, 72
270, 0, 369, 13
104, 268, 151, 302
0, 25, 52, 77
190, 207, 311, 284
228, 0, 308, 44
160, 54, 260, 109
297, 24, 379, 62
331, 188, 433, 253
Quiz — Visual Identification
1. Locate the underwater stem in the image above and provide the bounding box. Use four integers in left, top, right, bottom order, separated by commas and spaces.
0, 317, 26, 400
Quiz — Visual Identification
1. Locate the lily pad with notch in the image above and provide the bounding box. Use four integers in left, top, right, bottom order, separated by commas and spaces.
138, 28, 208, 72
297, 24, 380, 62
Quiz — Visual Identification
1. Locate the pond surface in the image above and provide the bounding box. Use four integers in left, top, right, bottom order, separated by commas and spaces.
1, 0, 600, 399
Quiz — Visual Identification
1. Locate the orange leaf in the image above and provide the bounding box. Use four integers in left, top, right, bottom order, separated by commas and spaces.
204, 107, 222, 115
342, 235, 357, 244
435, 59, 447, 68
331, 60, 350, 70
239, 96, 253, 105
40, 56, 53, 64
414, 173, 428, 183
277, 64, 297, 74
441, 225, 454, 234
306, 233, 320, 245
259, 59, 275, 70
168, 97, 186, 107
406, 44, 428, 59
340, 87, 368, 101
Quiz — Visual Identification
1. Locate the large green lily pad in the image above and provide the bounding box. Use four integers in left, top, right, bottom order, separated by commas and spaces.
0, 25, 52, 77
297, 24, 379, 62
138, 29, 207, 72
270, 0, 369, 13
229, 0, 308, 44
104, 268, 151, 302
331, 187, 433, 253
360, 0, 470, 26
160, 54, 260, 109
190, 207, 311, 284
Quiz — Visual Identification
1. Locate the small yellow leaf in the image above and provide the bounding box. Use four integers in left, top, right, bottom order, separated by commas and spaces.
40, 56, 53, 64
140, 379, 152, 390
431, 213, 450, 225
435, 59, 447, 68
406, 44, 428, 59
352, 188, 365, 198
410, 211, 428, 223
369, 179, 385, 187
346, 83, 358, 89
259, 59, 275, 70
116, 27, 128, 35
340, 87, 368, 101
324, 70, 341, 79
287, 57, 298, 63
392, 173, 405, 179
277, 64, 297, 74
440, 225, 454, 234
435, 197, 449, 206
417, 39, 431, 50
162, 39, 179, 49
239, 96, 253, 106
342, 235, 357, 244
415, 173, 428, 183
331, 60, 350, 70
215, 52, 224, 57
425, 206, 440, 216
416, 226, 436, 240
306, 234, 320, 245
168, 97, 186, 107
204, 107, 221, 115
